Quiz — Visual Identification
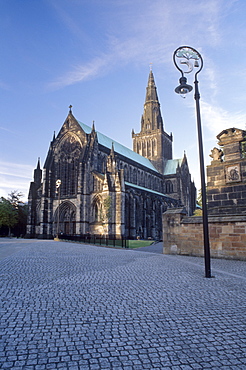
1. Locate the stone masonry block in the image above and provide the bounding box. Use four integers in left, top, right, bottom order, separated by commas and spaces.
228, 192, 242, 199
214, 193, 228, 200
233, 184, 246, 192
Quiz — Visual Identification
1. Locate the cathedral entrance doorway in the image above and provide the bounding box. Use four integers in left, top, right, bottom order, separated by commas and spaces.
54, 201, 76, 236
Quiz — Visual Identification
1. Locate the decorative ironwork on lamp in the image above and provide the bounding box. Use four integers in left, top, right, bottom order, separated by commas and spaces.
173, 46, 212, 278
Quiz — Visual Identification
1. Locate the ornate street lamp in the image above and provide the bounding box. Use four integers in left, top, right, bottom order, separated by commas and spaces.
173, 46, 212, 278
55, 179, 62, 239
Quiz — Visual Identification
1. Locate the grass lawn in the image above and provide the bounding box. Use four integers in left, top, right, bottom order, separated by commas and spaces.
128, 239, 154, 249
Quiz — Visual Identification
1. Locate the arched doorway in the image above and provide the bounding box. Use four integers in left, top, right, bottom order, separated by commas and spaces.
54, 201, 76, 236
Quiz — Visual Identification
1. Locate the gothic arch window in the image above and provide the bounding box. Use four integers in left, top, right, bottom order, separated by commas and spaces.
147, 140, 151, 157
152, 139, 157, 156
142, 141, 146, 156
145, 173, 148, 187
151, 176, 154, 190
95, 203, 99, 221
36, 202, 41, 225
139, 142, 142, 155
124, 164, 128, 181
56, 134, 81, 197
91, 195, 103, 223
137, 170, 141, 186
133, 168, 137, 184
98, 153, 104, 173
165, 180, 173, 194
70, 159, 76, 194
141, 171, 144, 187
129, 166, 133, 182
93, 177, 97, 192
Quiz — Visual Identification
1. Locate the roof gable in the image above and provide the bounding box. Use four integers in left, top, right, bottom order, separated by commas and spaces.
164, 159, 182, 175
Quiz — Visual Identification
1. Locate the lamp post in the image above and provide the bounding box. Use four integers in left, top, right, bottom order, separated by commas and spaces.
173, 46, 212, 278
56, 179, 61, 239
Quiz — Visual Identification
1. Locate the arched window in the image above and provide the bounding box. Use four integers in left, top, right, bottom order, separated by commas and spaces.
56, 135, 81, 197
142, 142, 146, 156
92, 197, 102, 222
95, 203, 99, 221
147, 141, 151, 157
133, 169, 137, 184
165, 180, 173, 194
152, 139, 157, 156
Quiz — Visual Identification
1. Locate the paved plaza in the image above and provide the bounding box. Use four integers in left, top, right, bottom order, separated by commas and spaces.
0, 239, 245, 370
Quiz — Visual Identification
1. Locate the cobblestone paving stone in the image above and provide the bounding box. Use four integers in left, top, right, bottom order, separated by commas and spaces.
0, 239, 245, 369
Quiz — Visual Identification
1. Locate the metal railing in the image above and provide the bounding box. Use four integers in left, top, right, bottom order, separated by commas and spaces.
58, 234, 129, 248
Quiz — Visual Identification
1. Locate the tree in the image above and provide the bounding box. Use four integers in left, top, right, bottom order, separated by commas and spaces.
8, 191, 24, 208
193, 188, 208, 216
0, 197, 18, 236
0, 191, 27, 237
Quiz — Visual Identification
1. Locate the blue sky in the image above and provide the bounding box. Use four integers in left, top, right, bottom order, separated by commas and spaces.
1, 0, 246, 200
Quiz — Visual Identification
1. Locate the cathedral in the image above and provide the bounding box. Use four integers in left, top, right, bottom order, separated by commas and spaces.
26, 71, 196, 240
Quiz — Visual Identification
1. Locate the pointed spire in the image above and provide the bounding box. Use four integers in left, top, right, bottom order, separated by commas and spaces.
52, 131, 56, 142
69, 105, 73, 113
141, 70, 163, 132
132, 69, 173, 173
34, 157, 42, 185
37, 157, 41, 170
92, 120, 95, 132
145, 70, 159, 103
110, 142, 115, 159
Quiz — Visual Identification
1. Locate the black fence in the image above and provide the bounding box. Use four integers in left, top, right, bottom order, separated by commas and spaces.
58, 234, 129, 248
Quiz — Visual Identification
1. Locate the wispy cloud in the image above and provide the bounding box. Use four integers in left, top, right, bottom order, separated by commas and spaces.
48, 0, 231, 89
0, 161, 33, 180
201, 101, 246, 138
0, 126, 19, 135
48, 55, 112, 89
0, 161, 33, 200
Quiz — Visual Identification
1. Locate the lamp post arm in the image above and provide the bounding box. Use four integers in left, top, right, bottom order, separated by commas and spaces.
194, 78, 211, 278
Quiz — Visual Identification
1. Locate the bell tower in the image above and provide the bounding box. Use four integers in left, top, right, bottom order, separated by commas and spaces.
132, 70, 173, 173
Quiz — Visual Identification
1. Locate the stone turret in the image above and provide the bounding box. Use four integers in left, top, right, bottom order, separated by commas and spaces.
34, 158, 42, 186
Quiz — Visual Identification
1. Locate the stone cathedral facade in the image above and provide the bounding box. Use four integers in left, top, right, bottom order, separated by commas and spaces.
27, 71, 196, 239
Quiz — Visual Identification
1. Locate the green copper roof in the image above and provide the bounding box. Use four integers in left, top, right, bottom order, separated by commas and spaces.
77, 120, 158, 173
164, 159, 182, 175
125, 182, 168, 198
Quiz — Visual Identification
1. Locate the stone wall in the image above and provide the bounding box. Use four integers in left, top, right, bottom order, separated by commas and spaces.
162, 208, 246, 260
207, 127, 246, 215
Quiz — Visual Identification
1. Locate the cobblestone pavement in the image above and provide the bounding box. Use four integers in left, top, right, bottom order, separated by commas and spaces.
132, 242, 163, 254
0, 239, 245, 370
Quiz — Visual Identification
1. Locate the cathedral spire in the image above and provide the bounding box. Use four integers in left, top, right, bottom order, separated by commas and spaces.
141, 70, 164, 132
145, 70, 159, 104
132, 70, 173, 173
